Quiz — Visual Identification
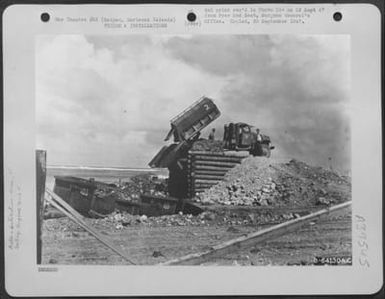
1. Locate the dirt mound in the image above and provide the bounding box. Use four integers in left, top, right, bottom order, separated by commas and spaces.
196, 157, 351, 207
190, 139, 224, 152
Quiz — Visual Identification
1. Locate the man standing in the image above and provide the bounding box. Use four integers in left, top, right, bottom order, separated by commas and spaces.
208, 128, 216, 140
256, 128, 262, 142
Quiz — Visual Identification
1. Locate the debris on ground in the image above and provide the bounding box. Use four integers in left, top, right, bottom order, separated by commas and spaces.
316, 197, 334, 206
105, 173, 168, 201
195, 157, 350, 207
48, 258, 58, 264
152, 251, 165, 258
227, 226, 240, 233
43, 207, 306, 235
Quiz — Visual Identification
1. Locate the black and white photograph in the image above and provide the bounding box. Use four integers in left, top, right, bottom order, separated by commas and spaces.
3, 3, 383, 296
36, 34, 352, 266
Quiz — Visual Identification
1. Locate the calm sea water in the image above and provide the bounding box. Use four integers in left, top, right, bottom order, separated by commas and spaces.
46, 166, 168, 190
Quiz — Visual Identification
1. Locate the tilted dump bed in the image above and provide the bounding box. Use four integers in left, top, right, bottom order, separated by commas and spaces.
150, 97, 221, 169
164, 97, 221, 142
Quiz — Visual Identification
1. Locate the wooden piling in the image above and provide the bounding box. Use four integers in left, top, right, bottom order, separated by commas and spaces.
194, 165, 234, 172
193, 175, 227, 180
194, 183, 219, 188
195, 179, 223, 184
193, 171, 227, 176
194, 161, 240, 167
36, 150, 46, 264
192, 155, 244, 163
189, 150, 249, 157
186, 150, 249, 197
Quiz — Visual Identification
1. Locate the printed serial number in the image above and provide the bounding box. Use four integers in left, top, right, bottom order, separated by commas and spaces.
314, 256, 352, 265
38, 267, 58, 272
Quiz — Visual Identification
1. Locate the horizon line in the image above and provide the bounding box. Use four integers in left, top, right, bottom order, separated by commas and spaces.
47, 165, 163, 170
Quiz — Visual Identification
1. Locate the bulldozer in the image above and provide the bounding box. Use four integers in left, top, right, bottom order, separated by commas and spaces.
223, 122, 275, 157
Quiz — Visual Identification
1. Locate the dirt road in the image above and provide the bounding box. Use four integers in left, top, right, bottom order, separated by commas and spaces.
42, 205, 351, 266
200, 206, 351, 266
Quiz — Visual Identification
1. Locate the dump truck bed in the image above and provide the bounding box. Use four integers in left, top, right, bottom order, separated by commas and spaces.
165, 97, 221, 142
150, 97, 221, 169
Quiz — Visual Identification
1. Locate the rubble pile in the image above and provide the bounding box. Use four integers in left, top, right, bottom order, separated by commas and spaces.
87, 209, 302, 230
125, 174, 167, 195
196, 157, 350, 207
43, 208, 303, 236
93, 211, 209, 229
96, 174, 168, 202
190, 139, 224, 152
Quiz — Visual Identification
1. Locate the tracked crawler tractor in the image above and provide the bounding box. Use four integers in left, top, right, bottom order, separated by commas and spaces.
223, 122, 275, 158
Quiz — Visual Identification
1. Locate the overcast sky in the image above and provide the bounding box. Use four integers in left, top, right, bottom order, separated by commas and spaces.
36, 34, 350, 172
